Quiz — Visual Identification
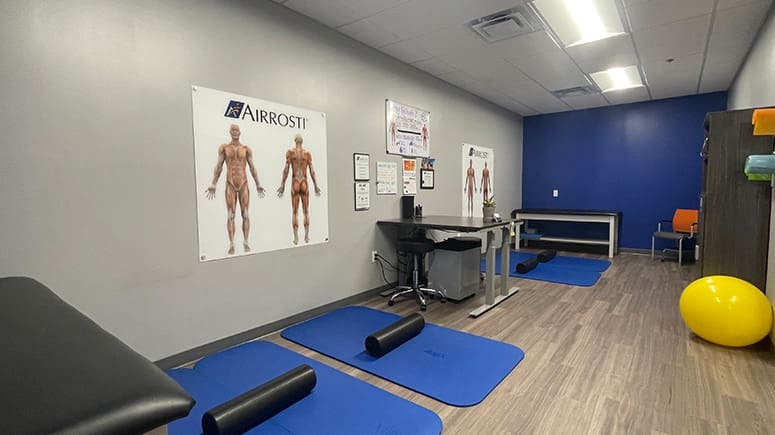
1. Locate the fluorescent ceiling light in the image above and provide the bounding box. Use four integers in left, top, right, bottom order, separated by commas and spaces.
589, 66, 643, 92
532, 0, 625, 47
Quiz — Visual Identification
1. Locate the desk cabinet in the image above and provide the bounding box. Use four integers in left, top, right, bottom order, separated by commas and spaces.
700, 109, 773, 290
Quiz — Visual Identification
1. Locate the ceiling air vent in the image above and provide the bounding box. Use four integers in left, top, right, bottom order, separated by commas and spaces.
469, 6, 543, 43
551, 85, 599, 99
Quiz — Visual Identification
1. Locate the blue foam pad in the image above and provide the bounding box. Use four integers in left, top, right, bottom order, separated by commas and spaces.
281, 306, 524, 407
482, 251, 604, 287
168, 341, 442, 435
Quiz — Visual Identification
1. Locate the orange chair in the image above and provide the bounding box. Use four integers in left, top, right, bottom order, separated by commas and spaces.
651, 209, 699, 265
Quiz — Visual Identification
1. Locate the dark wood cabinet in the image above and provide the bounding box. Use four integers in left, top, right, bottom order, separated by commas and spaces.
700, 109, 773, 291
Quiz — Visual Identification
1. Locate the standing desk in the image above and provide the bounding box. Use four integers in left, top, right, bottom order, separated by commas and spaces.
377, 216, 523, 317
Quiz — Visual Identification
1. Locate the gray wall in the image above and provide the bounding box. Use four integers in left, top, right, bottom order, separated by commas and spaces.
0, 0, 523, 360
727, 4, 775, 345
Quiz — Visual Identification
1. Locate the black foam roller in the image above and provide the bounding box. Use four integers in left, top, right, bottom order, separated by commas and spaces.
537, 250, 557, 263
516, 256, 539, 274
201, 364, 317, 435
365, 313, 425, 357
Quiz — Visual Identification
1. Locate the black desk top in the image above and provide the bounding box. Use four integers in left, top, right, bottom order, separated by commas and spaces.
377, 215, 518, 232
511, 208, 620, 217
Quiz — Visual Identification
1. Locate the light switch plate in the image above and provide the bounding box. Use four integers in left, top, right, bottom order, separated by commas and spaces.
552, 189, 559, 198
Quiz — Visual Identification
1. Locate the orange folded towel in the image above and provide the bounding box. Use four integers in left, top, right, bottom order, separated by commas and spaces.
752, 108, 775, 135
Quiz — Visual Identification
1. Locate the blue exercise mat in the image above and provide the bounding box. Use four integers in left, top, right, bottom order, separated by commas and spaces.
481, 251, 605, 287
496, 251, 611, 272
167, 340, 442, 435
281, 306, 524, 407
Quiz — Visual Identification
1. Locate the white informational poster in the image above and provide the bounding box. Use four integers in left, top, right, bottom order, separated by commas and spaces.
402, 158, 417, 195
386, 99, 430, 158
376, 161, 398, 195
353, 153, 369, 181
192, 85, 329, 262
461, 143, 495, 218
354, 182, 370, 211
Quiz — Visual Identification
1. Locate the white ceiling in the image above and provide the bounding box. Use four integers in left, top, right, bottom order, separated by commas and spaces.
275, 0, 772, 115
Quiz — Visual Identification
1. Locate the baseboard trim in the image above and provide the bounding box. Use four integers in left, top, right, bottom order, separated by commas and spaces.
155, 281, 397, 370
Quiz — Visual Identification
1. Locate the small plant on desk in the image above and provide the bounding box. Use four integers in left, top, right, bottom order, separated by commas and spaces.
482, 196, 496, 220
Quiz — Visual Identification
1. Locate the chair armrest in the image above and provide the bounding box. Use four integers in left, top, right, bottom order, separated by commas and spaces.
690, 222, 698, 237
657, 220, 672, 231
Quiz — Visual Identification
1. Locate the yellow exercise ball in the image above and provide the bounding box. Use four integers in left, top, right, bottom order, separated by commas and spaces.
679, 275, 772, 347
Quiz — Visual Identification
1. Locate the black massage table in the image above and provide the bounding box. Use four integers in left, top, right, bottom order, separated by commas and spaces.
0, 277, 194, 434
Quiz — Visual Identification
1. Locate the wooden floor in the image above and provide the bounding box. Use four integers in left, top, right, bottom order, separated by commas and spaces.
261, 252, 775, 435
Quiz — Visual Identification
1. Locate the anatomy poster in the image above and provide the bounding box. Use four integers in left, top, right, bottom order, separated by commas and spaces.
192, 86, 329, 262
461, 144, 495, 218
386, 99, 430, 158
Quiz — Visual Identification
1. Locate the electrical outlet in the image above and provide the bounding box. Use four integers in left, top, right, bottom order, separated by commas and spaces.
371, 250, 378, 263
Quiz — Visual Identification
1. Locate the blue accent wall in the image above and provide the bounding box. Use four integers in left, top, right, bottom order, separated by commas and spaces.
522, 92, 727, 250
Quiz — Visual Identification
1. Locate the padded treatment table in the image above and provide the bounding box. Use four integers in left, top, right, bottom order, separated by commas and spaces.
511, 209, 620, 258
378, 215, 524, 317
282, 306, 525, 406
167, 340, 442, 435
0, 277, 194, 435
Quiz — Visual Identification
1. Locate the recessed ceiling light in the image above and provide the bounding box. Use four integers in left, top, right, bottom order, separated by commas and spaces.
532, 0, 625, 47
589, 66, 643, 92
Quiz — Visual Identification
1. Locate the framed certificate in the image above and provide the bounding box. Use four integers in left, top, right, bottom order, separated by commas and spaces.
353, 153, 370, 181
420, 169, 434, 189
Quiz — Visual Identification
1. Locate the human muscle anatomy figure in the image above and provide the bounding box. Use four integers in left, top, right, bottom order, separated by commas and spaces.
464, 159, 477, 217
481, 162, 492, 203
277, 134, 321, 244
206, 124, 266, 255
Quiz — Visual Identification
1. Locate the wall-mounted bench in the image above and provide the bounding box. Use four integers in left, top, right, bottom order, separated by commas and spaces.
511, 209, 621, 258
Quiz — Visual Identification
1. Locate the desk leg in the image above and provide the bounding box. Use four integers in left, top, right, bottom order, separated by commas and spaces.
485, 230, 496, 306
469, 225, 520, 317
608, 216, 615, 258
500, 225, 511, 296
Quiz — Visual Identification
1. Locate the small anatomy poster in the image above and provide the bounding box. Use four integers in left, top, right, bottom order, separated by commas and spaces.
403, 158, 417, 195
461, 143, 495, 218
386, 99, 430, 158
376, 161, 398, 195
192, 85, 329, 262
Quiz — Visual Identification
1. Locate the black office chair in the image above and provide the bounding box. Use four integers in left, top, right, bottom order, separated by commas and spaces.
389, 238, 446, 311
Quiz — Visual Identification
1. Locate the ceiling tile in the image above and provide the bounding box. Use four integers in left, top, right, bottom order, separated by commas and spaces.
456, 0, 527, 20
625, 0, 715, 30
367, 0, 475, 40
699, 64, 738, 92
510, 49, 590, 91
484, 30, 560, 61
379, 39, 433, 63
412, 25, 487, 57
462, 60, 535, 86
338, 18, 402, 48
707, 1, 771, 53
283, 0, 358, 27
717, 0, 773, 10
699, 51, 745, 92
642, 53, 704, 85
412, 57, 457, 76
284, 0, 410, 27
562, 93, 610, 110
643, 54, 702, 98
438, 51, 512, 77
566, 34, 639, 73
507, 83, 570, 113
436, 69, 477, 87
633, 15, 711, 62
605, 86, 651, 105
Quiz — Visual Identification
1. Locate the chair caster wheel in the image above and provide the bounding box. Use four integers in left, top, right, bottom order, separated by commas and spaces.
420, 305, 427, 311
388, 300, 395, 306
440, 298, 447, 303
